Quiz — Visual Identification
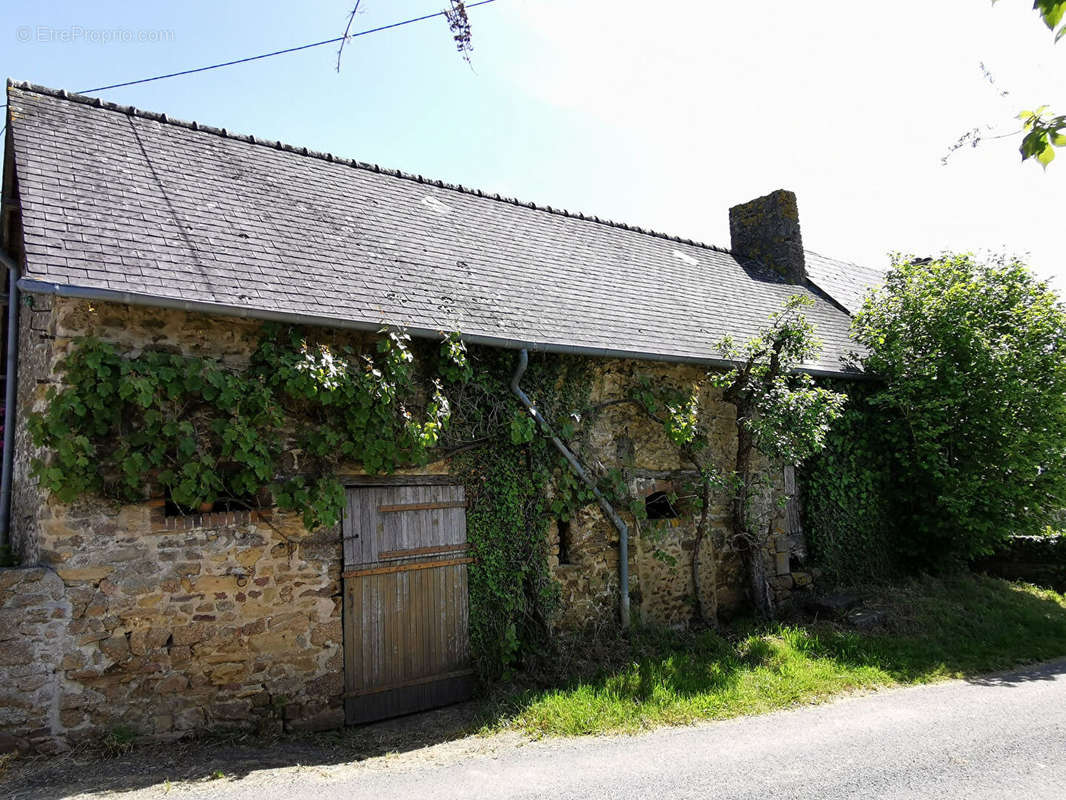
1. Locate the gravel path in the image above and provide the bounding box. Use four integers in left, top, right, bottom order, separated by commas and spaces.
7, 659, 1066, 800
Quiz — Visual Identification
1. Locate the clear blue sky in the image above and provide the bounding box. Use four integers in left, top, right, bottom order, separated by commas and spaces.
3, 1, 1064, 290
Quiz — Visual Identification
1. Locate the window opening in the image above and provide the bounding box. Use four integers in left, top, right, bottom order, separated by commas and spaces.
645, 491, 679, 520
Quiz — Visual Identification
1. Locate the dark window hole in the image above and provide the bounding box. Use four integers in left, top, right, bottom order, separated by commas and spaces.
645, 491, 679, 520
558, 519, 572, 564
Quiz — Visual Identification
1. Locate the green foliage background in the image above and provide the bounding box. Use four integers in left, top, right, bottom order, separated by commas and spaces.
854, 254, 1066, 566
805, 253, 1066, 579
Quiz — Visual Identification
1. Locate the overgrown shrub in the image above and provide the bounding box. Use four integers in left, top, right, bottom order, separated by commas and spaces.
851, 253, 1066, 567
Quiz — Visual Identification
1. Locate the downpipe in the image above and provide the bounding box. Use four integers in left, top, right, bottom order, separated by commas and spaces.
0, 249, 19, 558
510, 349, 630, 628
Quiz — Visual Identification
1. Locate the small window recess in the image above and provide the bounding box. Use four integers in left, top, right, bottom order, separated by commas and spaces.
163, 495, 263, 518
557, 519, 572, 565
645, 491, 679, 520
153, 489, 273, 531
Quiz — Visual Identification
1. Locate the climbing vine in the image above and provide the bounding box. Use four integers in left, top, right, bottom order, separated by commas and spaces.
29, 297, 843, 671
29, 326, 466, 530
443, 346, 595, 677
623, 297, 846, 621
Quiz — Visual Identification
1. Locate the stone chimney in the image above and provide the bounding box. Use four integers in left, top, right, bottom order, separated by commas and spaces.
728, 189, 806, 284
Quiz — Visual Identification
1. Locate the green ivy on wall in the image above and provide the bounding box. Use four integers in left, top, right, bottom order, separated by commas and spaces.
800, 381, 899, 585
443, 346, 595, 677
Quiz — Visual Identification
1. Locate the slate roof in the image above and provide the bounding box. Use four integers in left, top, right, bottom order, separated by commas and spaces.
3, 82, 878, 375
804, 251, 885, 315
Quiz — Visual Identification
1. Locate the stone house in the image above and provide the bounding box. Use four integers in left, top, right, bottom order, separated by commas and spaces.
0, 82, 881, 751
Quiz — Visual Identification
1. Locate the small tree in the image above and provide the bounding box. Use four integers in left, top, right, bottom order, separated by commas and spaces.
853, 253, 1066, 565
663, 296, 846, 619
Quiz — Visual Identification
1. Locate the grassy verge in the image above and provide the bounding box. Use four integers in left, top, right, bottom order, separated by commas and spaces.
487, 574, 1066, 737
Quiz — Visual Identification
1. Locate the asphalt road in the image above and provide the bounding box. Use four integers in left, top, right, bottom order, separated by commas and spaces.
146, 658, 1066, 800
19, 659, 1066, 800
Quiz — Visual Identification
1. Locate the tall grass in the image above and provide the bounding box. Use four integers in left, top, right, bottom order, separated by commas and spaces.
489, 575, 1066, 737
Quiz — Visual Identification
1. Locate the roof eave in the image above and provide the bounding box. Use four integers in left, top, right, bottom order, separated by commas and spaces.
18, 279, 867, 379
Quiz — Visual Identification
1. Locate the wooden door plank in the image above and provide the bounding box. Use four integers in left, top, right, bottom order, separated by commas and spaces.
455, 564, 464, 668
443, 567, 454, 671
417, 566, 429, 679
455, 486, 467, 548
343, 580, 359, 698
342, 491, 357, 567
377, 543, 469, 560
394, 486, 409, 552
411, 564, 425, 681
344, 668, 475, 697
345, 674, 476, 724
419, 565, 431, 681
447, 563, 458, 669
369, 573, 383, 691
430, 563, 443, 678
351, 577, 365, 693
459, 563, 469, 664
378, 500, 467, 513
386, 572, 402, 705
376, 573, 388, 690
407, 485, 421, 552
358, 574, 370, 693
353, 488, 368, 566
342, 557, 474, 578
443, 562, 453, 669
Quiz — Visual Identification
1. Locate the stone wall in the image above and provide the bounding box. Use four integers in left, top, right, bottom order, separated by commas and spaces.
0, 568, 70, 753
2, 296, 808, 750
5, 298, 346, 750
547, 358, 800, 629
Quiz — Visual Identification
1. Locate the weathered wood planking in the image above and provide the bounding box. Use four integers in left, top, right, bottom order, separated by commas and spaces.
342, 484, 473, 725
378, 500, 467, 513
783, 465, 803, 535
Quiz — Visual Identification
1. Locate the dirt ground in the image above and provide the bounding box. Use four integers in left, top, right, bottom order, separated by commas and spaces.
2, 702, 530, 800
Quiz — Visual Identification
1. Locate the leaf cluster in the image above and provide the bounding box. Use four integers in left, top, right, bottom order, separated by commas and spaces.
29, 325, 471, 530
710, 295, 847, 467
1017, 0, 1066, 41
1018, 105, 1066, 168
852, 252, 1066, 564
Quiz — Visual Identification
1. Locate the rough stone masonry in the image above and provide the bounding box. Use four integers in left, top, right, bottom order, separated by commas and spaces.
0, 296, 807, 752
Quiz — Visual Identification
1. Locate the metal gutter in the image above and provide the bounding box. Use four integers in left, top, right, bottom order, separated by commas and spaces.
0, 250, 20, 554
509, 348, 631, 629
16, 279, 868, 380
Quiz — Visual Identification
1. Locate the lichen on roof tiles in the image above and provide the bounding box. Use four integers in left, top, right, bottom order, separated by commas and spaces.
3, 80, 877, 374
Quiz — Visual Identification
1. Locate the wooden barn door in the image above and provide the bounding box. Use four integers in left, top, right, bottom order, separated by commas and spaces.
342, 484, 474, 724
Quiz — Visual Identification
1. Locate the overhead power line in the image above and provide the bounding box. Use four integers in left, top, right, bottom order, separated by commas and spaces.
1, 0, 499, 111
